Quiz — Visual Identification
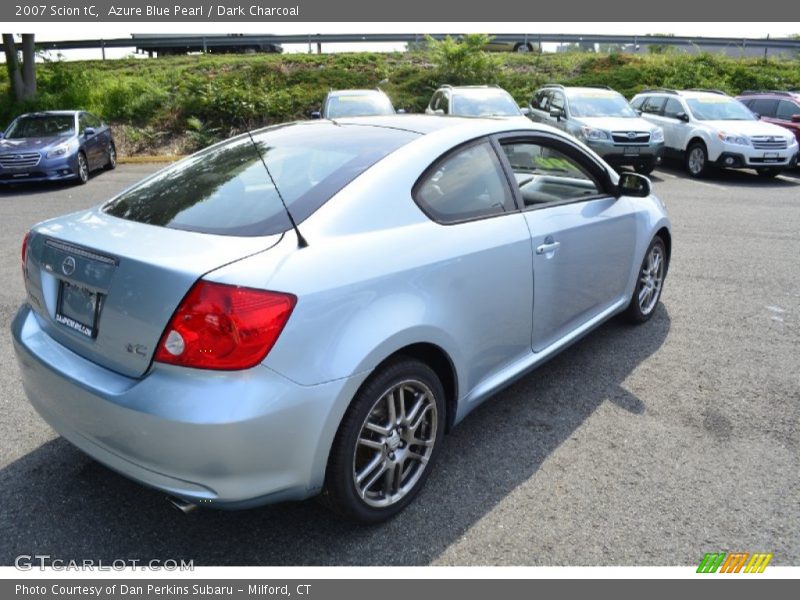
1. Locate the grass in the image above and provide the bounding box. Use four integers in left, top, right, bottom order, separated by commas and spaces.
2, 48, 799, 156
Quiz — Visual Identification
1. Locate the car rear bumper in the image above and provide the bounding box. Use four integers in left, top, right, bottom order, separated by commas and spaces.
11, 304, 364, 508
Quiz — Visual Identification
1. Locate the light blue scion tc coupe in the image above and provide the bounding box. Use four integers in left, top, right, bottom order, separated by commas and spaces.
12, 115, 671, 523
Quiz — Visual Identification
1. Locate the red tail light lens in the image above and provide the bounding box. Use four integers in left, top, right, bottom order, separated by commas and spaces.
21, 231, 31, 274
154, 281, 296, 371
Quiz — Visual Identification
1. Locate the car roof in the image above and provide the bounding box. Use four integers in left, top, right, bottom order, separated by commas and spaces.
327, 89, 388, 97
19, 110, 80, 118
635, 89, 732, 100
736, 90, 800, 101
315, 114, 529, 134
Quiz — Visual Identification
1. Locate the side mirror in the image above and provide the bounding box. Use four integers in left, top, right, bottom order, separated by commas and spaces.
617, 172, 651, 198
84, 127, 95, 136
549, 108, 563, 120
676, 112, 690, 122
519, 106, 532, 116
310, 111, 322, 119
791, 114, 800, 123
752, 112, 761, 120
396, 108, 406, 114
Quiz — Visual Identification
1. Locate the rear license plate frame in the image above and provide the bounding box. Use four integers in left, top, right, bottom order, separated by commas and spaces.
55, 280, 101, 338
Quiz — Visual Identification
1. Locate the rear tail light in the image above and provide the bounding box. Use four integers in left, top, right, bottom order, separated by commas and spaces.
154, 281, 296, 371
21, 231, 31, 275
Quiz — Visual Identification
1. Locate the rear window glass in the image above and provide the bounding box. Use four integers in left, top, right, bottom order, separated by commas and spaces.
451, 91, 522, 117
325, 94, 395, 118
103, 123, 418, 236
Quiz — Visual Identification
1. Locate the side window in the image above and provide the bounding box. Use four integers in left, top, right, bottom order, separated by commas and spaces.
414, 141, 515, 223
78, 114, 89, 134
750, 99, 778, 118
440, 93, 450, 114
776, 100, 800, 121
663, 98, 684, 118
85, 113, 102, 128
550, 92, 565, 112
429, 92, 441, 111
630, 96, 646, 111
533, 90, 551, 111
641, 96, 667, 115
500, 140, 602, 208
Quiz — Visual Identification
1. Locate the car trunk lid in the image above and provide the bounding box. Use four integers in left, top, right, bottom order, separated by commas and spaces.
24, 208, 282, 378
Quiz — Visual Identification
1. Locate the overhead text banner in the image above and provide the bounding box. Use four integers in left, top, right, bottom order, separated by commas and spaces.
3, 0, 800, 22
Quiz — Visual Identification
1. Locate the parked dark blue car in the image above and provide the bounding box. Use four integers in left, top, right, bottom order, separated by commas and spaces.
0, 110, 116, 185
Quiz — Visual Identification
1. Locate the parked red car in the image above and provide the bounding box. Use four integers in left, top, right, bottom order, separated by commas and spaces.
737, 90, 800, 146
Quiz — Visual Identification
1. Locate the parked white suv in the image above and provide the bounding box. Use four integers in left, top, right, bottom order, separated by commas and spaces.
631, 88, 799, 178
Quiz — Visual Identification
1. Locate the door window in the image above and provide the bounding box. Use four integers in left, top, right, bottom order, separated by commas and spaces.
750, 99, 779, 118
641, 96, 667, 115
776, 100, 800, 121
663, 98, 684, 118
499, 140, 602, 208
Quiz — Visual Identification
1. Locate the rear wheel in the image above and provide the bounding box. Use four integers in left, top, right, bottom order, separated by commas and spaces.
756, 167, 781, 178
514, 43, 533, 53
623, 236, 667, 324
685, 142, 709, 178
105, 142, 117, 170
323, 357, 445, 524
75, 152, 89, 185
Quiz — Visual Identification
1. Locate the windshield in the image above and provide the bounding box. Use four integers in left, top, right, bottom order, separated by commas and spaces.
568, 92, 638, 118
686, 97, 756, 121
103, 123, 418, 236
5, 115, 75, 139
325, 94, 395, 118
452, 91, 522, 117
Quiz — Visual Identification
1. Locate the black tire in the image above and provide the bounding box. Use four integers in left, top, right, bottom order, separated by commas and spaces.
514, 43, 532, 53
756, 167, 781, 178
105, 142, 117, 170
634, 162, 656, 176
323, 357, 446, 524
75, 151, 89, 185
623, 236, 668, 324
685, 142, 709, 178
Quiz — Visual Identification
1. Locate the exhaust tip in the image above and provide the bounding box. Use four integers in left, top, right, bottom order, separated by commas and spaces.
167, 495, 198, 514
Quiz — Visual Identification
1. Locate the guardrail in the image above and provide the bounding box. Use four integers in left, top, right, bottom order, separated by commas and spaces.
1, 33, 799, 54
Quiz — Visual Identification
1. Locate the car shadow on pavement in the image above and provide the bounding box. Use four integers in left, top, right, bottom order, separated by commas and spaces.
0, 307, 670, 566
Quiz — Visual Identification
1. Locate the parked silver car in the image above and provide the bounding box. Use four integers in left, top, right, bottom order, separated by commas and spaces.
12, 115, 671, 523
529, 85, 665, 174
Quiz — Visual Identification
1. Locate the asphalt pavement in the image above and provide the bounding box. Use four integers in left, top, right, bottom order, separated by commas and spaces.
0, 162, 798, 566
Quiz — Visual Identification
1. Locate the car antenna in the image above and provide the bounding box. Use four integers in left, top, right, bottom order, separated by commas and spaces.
244, 128, 308, 249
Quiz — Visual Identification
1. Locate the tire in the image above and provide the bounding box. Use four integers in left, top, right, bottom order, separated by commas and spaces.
685, 142, 709, 178
105, 142, 117, 170
323, 357, 446, 524
634, 162, 656, 176
623, 236, 668, 324
756, 167, 781, 178
514, 43, 532, 53
75, 151, 89, 185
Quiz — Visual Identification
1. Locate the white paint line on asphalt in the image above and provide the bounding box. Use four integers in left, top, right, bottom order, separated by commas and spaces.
655, 171, 678, 179
691, 180, 727, 191
778, 176, 799, 183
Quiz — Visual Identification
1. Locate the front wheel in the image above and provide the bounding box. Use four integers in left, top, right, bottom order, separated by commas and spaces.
323, 357, 445, 524
623, 236, 668, 324
685, 143, 709, 178
75, 152, 89, 185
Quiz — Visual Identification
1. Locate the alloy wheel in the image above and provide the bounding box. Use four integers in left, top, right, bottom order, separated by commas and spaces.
688, 147, 705, 176
352, 379, 438, 508
637, 244, 665, 316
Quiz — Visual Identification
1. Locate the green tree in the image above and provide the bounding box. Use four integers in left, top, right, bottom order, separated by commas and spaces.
425, 34, 500, 85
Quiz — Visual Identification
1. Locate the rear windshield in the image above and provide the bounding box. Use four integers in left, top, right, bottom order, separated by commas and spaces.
6, 115, 75, 138
452, 91, 522, 117
326, 94, 395, 118
103, 122, 418, 236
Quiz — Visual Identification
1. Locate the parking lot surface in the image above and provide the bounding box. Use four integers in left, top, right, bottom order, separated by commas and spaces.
1, 163, 798, 566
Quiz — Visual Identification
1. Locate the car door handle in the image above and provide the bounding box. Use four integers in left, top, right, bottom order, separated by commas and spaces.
536, 241, 561, 255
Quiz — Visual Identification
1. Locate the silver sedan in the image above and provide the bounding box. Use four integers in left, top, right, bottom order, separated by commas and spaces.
12, 115, 671, 523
